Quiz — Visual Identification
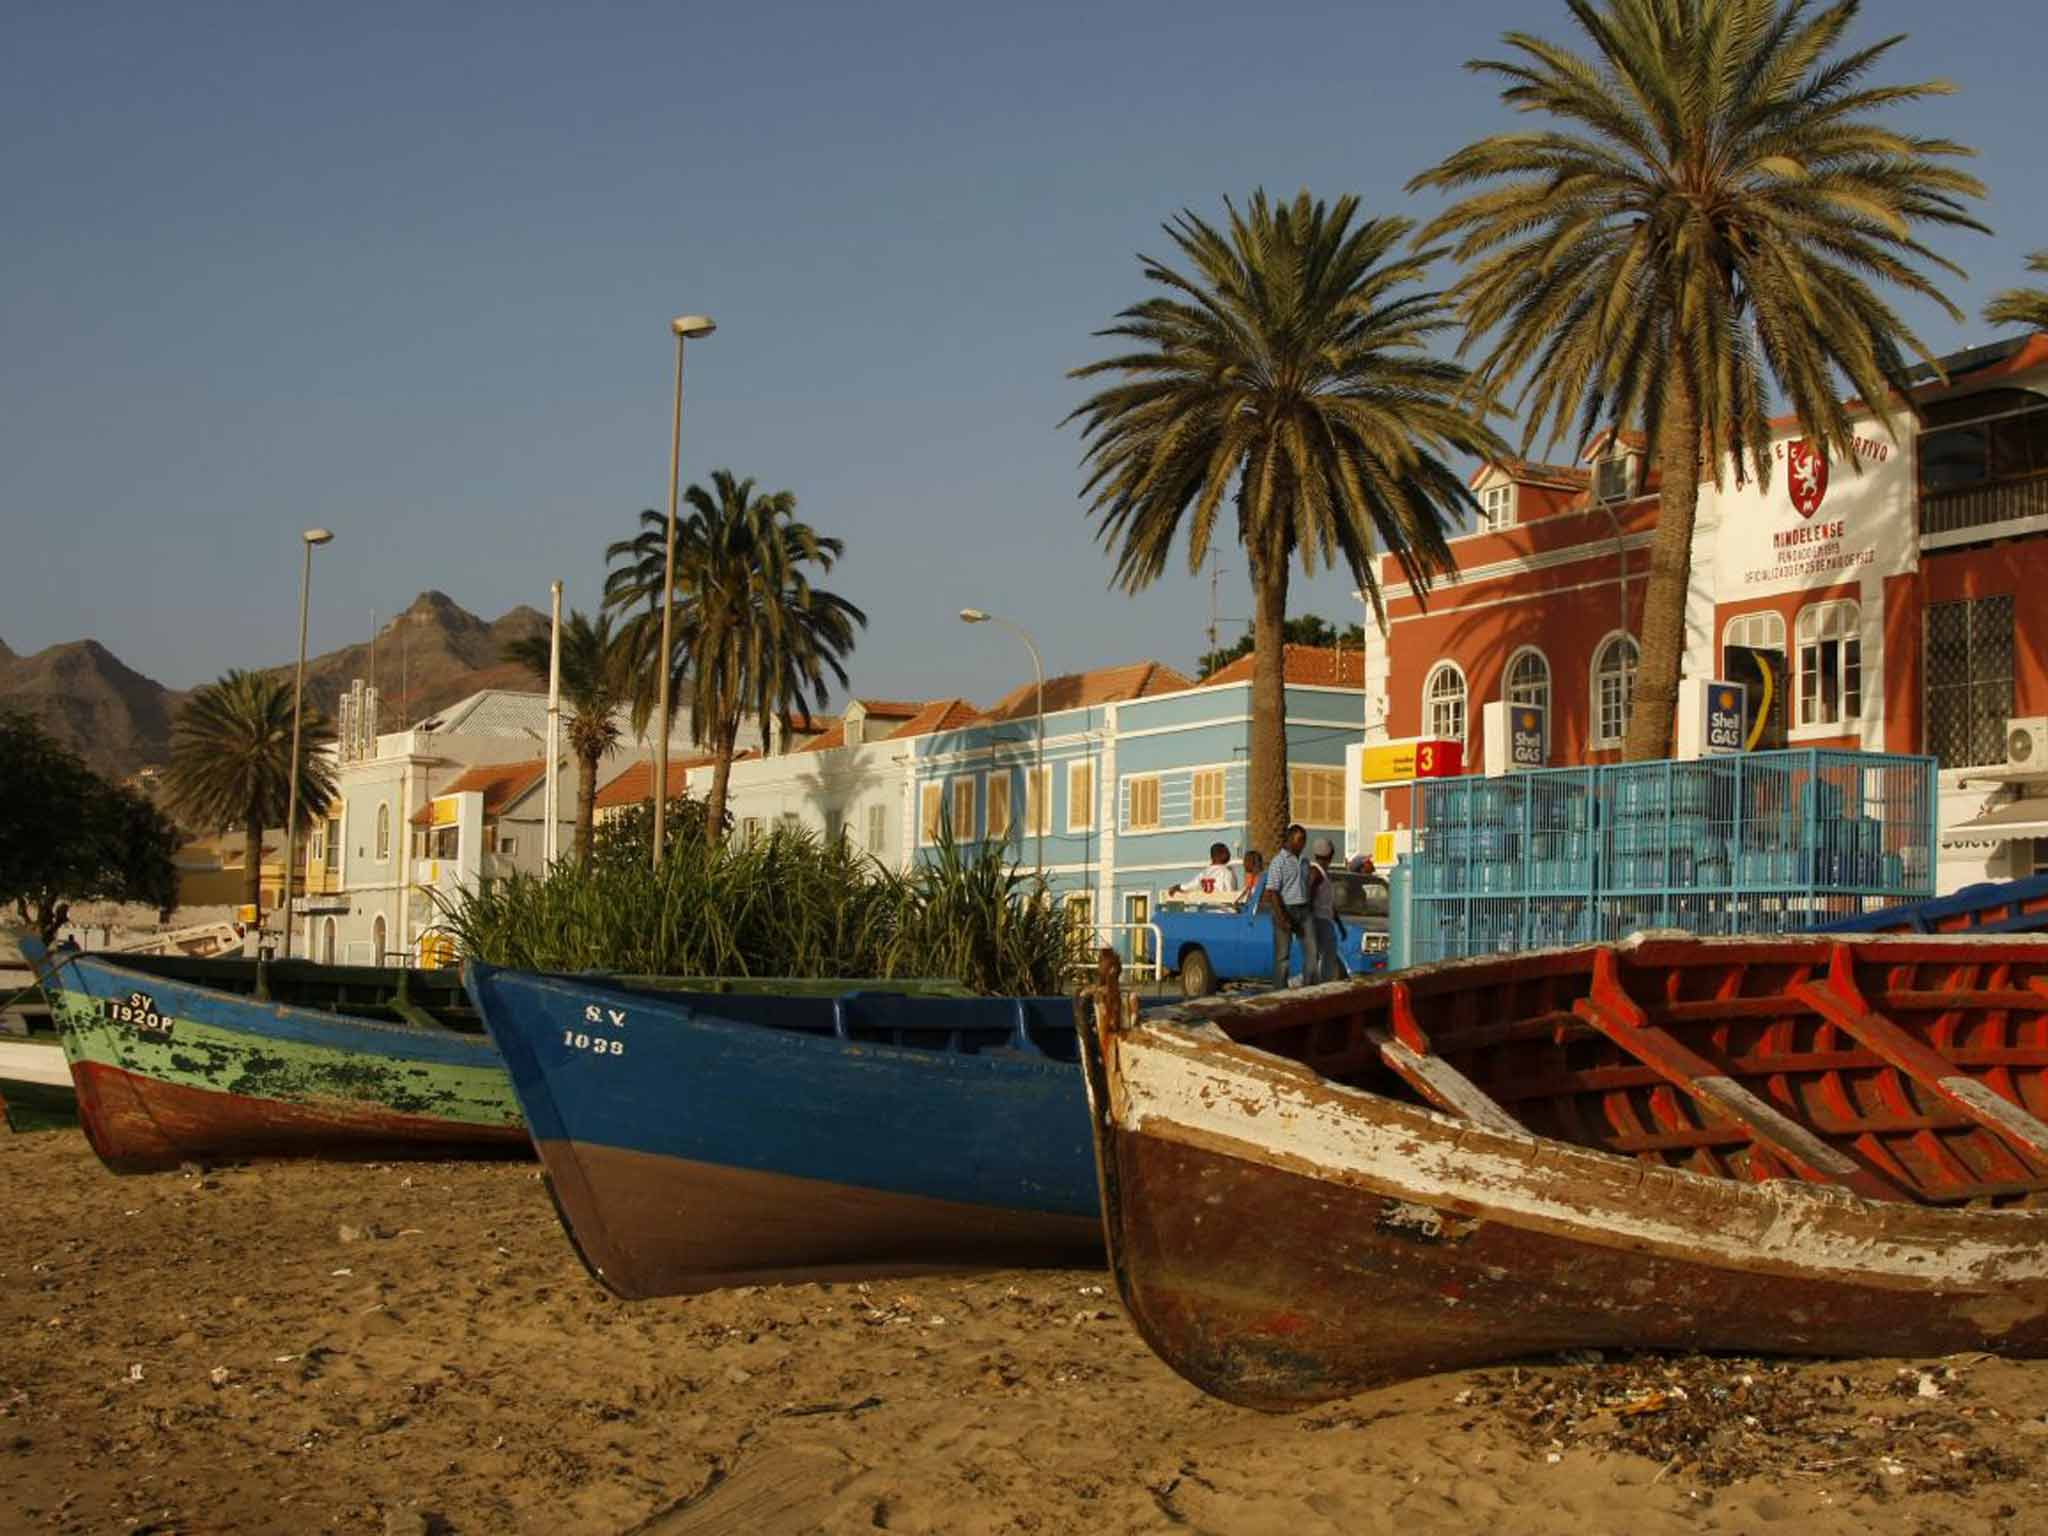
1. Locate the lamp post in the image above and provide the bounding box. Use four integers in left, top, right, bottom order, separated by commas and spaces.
652, 313, 717, 869
282, 528, 334, 960
960, 609, 1044, 882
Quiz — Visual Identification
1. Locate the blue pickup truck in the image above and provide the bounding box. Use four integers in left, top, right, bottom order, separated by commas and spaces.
1153, 871, 1391, 999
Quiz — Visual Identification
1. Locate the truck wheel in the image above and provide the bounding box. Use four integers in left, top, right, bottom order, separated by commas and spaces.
1179, 948, 1216, 999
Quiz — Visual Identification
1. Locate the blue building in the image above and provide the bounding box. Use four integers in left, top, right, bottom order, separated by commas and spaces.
908, 648, 1367, 957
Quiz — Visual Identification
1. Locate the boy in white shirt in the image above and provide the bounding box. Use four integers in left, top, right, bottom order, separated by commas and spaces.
1168, 843, 1241, 904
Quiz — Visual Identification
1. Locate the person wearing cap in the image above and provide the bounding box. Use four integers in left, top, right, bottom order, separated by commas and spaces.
1310, 837, 1347, 982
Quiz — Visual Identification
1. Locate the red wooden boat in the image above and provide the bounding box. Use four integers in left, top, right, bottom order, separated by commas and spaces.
1078, 935, 2048, 1411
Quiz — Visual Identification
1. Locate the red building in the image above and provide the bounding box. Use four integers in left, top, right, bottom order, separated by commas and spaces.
1362, 333, 2048, 892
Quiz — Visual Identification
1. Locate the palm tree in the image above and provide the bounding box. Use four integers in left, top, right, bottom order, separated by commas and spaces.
503, 611, 627, 871
160, 670, 337, 915
605, 470, 867, 835
1986, 252, 2048, 332
1411, 0, 1985, 761
1066, 190, 1506, 856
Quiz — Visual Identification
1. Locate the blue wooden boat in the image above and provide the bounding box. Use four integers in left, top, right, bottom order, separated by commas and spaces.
464, 963, 1102, 1298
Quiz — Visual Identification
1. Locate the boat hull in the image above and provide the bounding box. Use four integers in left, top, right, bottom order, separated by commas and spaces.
29, 944, 525, 1172
1083, 989, 2048, 1411
468, 965, 1103, 1297
0, 1038, 76, 1132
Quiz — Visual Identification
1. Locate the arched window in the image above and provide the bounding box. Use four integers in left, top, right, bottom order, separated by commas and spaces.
1424, 662, 1467, 745
320, 917, 337, 965
372, 914, 387, 965
1723, 609, 1787, 662
1504, 648, 1551, 751
375, 802, 391, 861
1591, 634, 1639, 748
1796, 600, 1862, 728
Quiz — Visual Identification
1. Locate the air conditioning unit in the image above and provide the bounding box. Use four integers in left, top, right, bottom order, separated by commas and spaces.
2007, 716, 2048, 773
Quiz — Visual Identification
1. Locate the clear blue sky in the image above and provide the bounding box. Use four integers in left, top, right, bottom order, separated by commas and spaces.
3, 0, 2040, 704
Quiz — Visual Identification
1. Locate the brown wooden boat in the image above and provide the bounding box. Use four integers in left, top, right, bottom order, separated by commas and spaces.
1078, 934, 2048, 1411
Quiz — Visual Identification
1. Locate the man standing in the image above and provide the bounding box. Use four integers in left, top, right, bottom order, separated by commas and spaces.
1310, 838, 1346, 982
1265, 824, 1318, 986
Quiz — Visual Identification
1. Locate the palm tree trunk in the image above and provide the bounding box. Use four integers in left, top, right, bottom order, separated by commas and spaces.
574, 748, 600, 871
705, 716, 740, 842
242, 814, 263, 915
1622, 374, 1700, 762
1247, 559, 1291, 858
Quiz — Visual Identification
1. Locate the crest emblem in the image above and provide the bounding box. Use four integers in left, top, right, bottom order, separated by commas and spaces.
1786, 439, 1829, 520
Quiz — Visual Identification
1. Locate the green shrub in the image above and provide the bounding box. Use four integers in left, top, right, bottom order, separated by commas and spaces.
435, 824, 1081, 996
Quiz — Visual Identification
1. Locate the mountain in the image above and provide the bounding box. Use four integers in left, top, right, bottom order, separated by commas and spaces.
0, 593, 553, 779
0, 639, 187, 781
279, 590, 550, 729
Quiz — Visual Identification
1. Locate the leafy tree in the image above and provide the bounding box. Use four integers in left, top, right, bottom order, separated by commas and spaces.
1068, 191, 1504, 854
604, 471, 867, 837
0, 711, 178, 944
1412, 0, 1984, 760
589, 795, 723, 870
159, 670, 337, 915
1986, 252, 2048, 333
503, 610, 630, 871
1197, 613, 1367, 679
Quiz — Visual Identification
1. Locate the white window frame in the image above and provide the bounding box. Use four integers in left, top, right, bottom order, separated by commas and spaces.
1503, 646, 1551, 753
375, 801, 391, 862
1423, 661, 1468, 747
497, 834, 518, 856
1795, 600, 1863, 732
372, 914, 387, 964
985, 771, 1012, 841
1067, 760, 1096, 833
1591, 632, 1639, 748
1478, 483, 1516, 533
1722, 609, 1787, 660
320, 916, 337, 965
1124, 891, 1153, 965
1023, 765, 1053, 837
1063, 889, 1096, 938
950, 775, 977, 841
1125, 774, 1161, 832
740, 816, 764, 846
1189, 767, 1226, 827
919, 783, 944, 845
1289, 764, 1346, 828
866, 802, 888, 855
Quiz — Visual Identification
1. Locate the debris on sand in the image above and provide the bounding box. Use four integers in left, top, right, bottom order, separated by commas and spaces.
1461, 1353, 2040, 1495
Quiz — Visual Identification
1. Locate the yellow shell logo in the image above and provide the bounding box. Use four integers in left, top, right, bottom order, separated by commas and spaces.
1718, 689, 1738, 710
1519, 710, 1537, 730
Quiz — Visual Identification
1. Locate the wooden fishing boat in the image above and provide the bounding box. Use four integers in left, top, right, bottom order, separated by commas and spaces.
1078, 935, 2048, 1411
0, 1036, 76, 1133
24, 938, 978, 1174
465, 963, 1103, 1298
23, 938, 527, 1172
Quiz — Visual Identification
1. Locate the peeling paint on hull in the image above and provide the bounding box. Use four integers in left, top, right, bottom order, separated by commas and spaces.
1079, 937, 2048, 1411
40, 952, 525, 1173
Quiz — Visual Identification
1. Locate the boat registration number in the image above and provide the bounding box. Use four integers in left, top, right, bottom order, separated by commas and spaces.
104, 991, 171, 1036
562, 1031, 625, 1057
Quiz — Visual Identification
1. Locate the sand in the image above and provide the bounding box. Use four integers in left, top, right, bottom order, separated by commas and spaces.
2, 1129, 2043, 1536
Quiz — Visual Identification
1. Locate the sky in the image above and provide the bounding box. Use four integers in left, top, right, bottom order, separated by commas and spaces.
3, 0, 2042, 707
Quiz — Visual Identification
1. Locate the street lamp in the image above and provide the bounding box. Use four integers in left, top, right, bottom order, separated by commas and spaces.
282, 527, 334, 960
651, 313, 717, 869
960, 609, 1044, 882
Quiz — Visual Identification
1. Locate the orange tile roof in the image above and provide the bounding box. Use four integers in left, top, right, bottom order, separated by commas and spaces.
1202, 645, 1365, 689
886, 698, 983, 739
411, 760, 547, 825
978, 660, 1195, 723
798, 697, 981, 751
1471, 457, 1590, 493
592, 751, 754, 810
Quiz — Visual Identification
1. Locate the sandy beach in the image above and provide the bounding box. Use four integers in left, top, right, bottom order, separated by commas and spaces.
2, 1127, 2043, 1536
